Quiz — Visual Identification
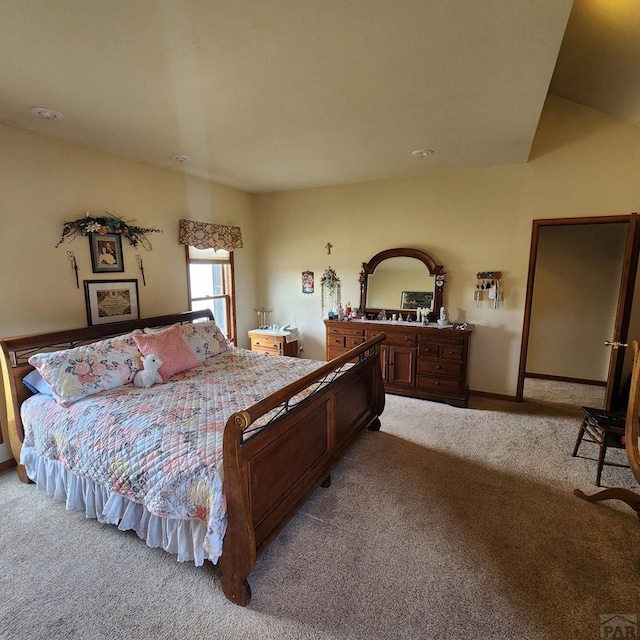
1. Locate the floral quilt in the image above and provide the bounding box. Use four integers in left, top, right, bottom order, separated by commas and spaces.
20, 347, 325, 560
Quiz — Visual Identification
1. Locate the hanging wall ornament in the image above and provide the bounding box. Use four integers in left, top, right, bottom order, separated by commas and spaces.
136, 255, 147, 286
302, 270, 314, 294
475, 271, 503, 308
66, 251, 79, 288
320, 266, 341, 317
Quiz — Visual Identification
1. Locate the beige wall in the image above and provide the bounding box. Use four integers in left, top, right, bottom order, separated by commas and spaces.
0, 122, 256, 462
253, 95, 640, 396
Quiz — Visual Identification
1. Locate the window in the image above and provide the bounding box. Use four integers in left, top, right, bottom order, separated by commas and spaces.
186, 247, 237, 343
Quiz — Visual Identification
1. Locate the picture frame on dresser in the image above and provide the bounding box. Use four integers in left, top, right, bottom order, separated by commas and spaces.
89, 232, 124, 273
400, 291, 433, 310
84, 279, 140, 326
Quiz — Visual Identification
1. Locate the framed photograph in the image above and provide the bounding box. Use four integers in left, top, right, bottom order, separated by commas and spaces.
84, 279, 140, 326
89, 233, 124, 273
400, 291, 433, 310
302, 270, 314, 294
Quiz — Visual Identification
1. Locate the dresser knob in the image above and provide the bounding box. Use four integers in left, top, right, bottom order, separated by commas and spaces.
435, 381, 440, 386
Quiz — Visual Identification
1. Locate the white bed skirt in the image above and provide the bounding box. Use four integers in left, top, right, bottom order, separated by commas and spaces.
21, 447, 222, 566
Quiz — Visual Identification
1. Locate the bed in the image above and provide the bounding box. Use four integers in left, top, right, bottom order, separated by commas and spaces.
0, 310, 385, 605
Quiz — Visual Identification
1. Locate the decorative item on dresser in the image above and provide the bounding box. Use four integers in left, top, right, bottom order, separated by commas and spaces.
248, 328, 299, 357
325, 319, 471, 407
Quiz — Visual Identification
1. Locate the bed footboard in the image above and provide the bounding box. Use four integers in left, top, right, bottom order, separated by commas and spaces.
219, 334, 385, 605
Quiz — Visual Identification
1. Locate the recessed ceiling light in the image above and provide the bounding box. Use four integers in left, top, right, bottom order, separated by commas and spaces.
411, 149, 434, 158
30, 106, 64, 120
171, 154, 191, 162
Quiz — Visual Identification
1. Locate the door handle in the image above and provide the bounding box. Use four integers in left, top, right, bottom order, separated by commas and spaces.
604, 341, 629, 350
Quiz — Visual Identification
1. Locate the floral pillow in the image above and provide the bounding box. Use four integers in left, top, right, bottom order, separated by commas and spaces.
179, 321, 231, 362
133, 323, 201, 381
29, 333, 141, 407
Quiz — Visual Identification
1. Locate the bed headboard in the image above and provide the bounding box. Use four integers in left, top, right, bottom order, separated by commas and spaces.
0, 309, 213, 478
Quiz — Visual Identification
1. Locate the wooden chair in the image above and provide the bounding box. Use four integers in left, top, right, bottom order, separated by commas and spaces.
574, 340, 640, 517
572, 406, 627, 487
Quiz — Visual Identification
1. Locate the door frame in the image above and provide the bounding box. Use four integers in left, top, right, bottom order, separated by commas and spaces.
516, 214, 638, 407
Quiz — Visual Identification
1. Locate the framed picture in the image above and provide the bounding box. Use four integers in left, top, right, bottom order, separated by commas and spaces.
89, 233, 124, 273
400, 291, 433, 310
84, 279, 140, 326
302, 270, 314, 294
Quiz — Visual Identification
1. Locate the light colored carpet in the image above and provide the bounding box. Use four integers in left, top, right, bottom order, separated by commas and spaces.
1, 393, 639, 640
523, 377, 606, 410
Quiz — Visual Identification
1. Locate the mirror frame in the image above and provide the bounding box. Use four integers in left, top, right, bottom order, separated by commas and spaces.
359, 247, 444, 321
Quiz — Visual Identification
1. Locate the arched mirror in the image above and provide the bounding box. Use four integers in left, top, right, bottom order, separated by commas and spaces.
359, 248, 445, 321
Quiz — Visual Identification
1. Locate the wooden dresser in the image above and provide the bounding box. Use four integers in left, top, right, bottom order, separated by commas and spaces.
248, 329, 299, 357
325, 319, 471, 407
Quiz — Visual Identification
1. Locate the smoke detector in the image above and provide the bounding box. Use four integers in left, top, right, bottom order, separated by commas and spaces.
30, 107, 64, 120
411, 149, 434, 158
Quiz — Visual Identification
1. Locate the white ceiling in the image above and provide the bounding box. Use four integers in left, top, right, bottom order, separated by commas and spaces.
1, 0, 620, 194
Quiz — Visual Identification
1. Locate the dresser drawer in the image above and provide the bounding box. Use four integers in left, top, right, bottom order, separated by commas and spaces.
328, 335, 346, 348
252, 345, 281, 356
416, 375, 462, 395
251, 338, 282, 352
418, 334, 465, 346
417, 359, 462, 378
441, 345, 464, 361
367, 330, 417, 346
327, 346, 359, 363
327, 325, 365, 338
418, 343, 440, 358
329, 334, 365, 350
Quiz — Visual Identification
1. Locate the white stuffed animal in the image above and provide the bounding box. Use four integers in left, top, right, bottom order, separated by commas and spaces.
133, 353, 163, 389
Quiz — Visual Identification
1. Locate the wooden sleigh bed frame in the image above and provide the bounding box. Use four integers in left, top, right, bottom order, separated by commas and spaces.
0, 310, 386, 605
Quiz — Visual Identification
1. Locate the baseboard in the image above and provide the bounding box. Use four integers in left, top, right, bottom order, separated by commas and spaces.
469, 390, 517, 402
0, 458, 16, 473
525, 372, 606, 387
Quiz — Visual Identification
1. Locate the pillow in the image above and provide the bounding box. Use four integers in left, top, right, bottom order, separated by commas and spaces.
179, 321, 231, 362
29, 333, 141, 407
22, 369, 54, 397
132, 323, 201, 381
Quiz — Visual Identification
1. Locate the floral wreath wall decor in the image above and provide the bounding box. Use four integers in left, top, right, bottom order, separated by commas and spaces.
320, 266, 342, 317
55, 212, 163, 251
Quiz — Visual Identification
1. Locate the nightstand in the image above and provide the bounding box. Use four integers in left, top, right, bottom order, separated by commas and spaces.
248, 329, 299, 357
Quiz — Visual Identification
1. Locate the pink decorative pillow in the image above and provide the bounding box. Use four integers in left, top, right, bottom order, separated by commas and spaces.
132, 323, 200, 381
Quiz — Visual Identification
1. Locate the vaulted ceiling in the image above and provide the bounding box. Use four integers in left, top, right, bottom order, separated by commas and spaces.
0, 1, 634, 193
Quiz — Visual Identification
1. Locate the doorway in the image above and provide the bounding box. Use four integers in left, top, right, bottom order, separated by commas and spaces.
517, 214, 639, 410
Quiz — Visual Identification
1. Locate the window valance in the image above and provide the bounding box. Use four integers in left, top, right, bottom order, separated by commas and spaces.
179, 219, 243, 251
